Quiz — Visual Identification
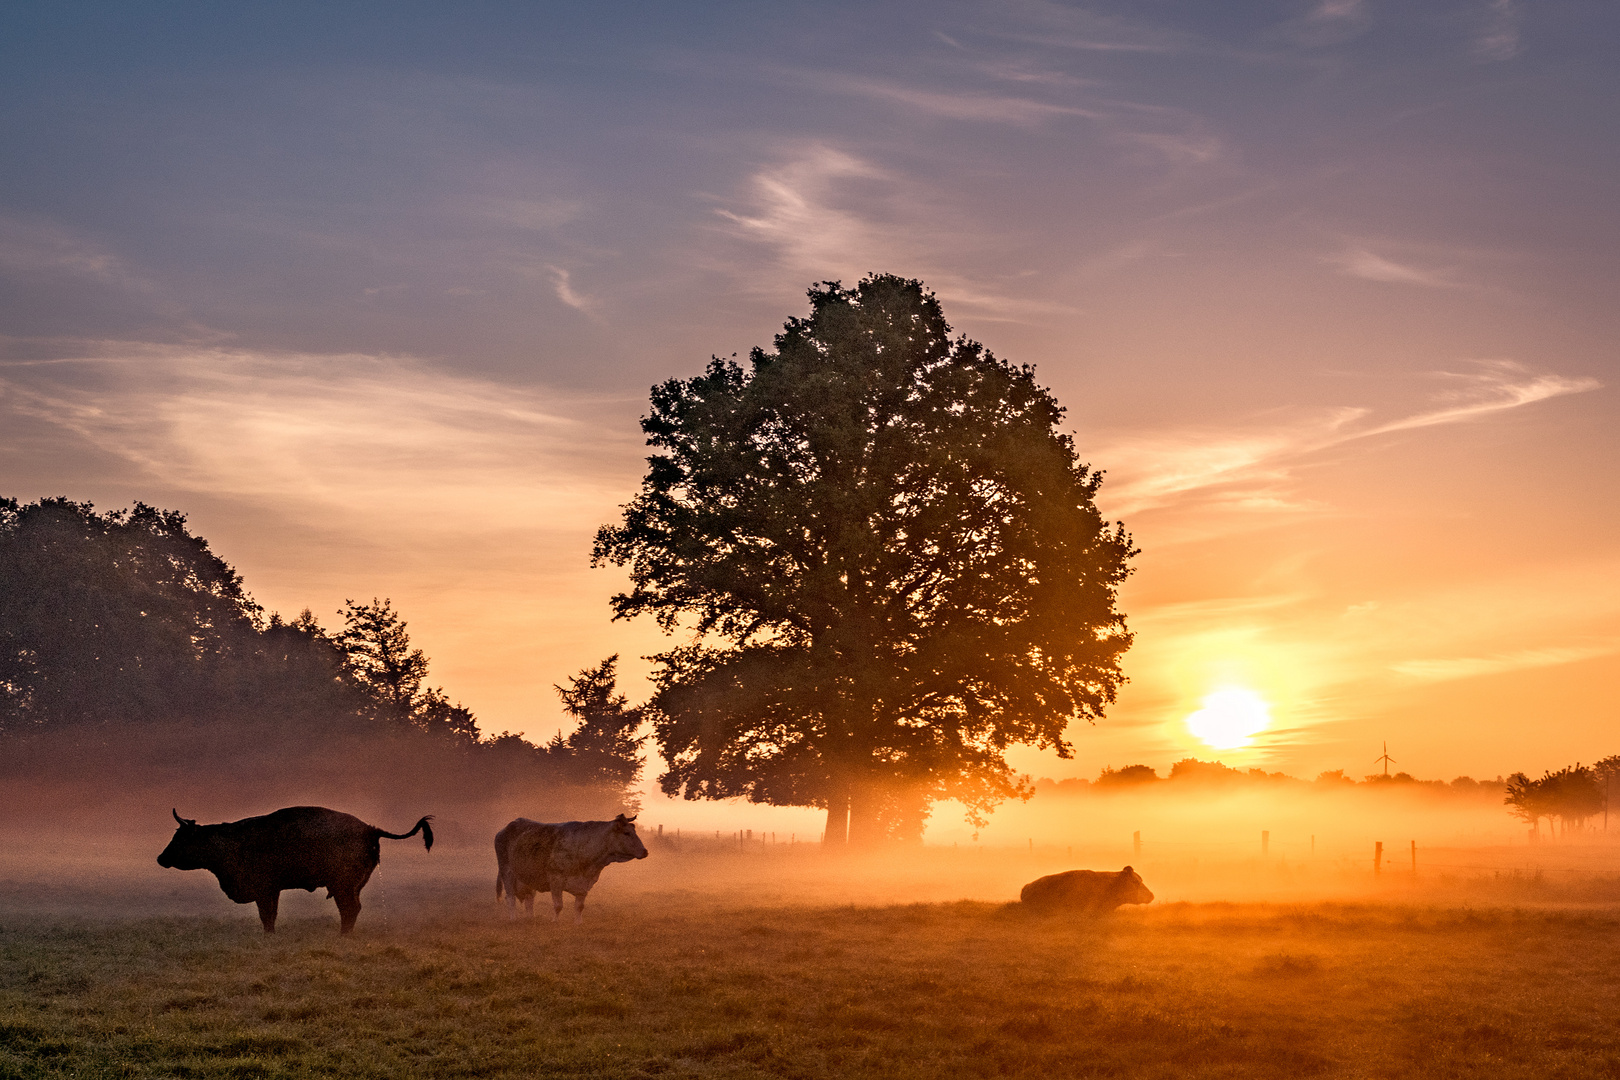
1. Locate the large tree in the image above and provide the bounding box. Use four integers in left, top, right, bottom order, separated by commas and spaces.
594, 274, 1135, 844
0, 497, 264, 730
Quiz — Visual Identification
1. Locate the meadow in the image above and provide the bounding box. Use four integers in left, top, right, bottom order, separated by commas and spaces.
3, 840, 1620, 1079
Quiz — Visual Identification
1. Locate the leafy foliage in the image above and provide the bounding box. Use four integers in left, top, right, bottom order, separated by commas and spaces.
1505, 764, 1606, 835
0, 497, 640, 811
545, 655, 647, 809
594, 275, 1135, 841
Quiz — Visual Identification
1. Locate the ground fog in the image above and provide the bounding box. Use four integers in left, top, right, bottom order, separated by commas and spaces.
4, 805, 1620, 1079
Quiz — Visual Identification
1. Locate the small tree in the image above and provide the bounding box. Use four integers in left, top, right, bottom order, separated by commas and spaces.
595, 275, 1134, 844
549, 655, 646, 810
1506, 766, 1604, 838
334, 598, 478, 740
1595, 754, 1620, 831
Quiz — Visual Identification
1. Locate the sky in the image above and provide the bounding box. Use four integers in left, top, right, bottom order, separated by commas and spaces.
2, 0, 1617, 819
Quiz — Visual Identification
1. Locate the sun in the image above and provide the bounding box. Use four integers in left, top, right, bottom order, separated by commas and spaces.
1184, 686, 1271, 751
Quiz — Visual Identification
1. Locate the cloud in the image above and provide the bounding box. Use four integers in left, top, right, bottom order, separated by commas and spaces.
1121, 132, 1223, 164
484, 197, 585, 232
1270, 0, 1372, 48
1472, 0, 1520, 62
713, 145, 889, 279
1096, 361, 1600, 517
1328, 248, 1459, 288
816, 73, 1097, 126
1392, 641, 1619, 682
0, 216, 148, 290
0, 344, 643, 536
987, 0, 1187, 54
710, 144, 1077, 324
1368, 361, 1600, 436
547, 265, 598, 316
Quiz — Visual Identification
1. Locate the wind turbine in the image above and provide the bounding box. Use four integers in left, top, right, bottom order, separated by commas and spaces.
1374, 741, 1396, 778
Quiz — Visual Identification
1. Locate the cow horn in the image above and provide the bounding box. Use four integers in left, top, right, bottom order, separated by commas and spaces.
624, 814, 637, 823
173, 809, 187, 825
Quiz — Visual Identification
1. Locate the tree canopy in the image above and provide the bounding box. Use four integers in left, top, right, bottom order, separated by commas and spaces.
1, 496, 642, 816
594, 274, 1135, 843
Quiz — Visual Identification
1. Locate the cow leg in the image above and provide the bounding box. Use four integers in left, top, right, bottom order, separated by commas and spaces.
256, 893, 279, 934
573, 893, 586, 923
551, 888, 564, 921
333, 889, 362, 935
522, 893, 534, 917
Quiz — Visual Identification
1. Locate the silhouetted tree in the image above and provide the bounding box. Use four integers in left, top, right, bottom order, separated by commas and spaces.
595, 275, 1136, 845
1506, 765, 1604, 838
334, 598, 479, 740
1168, 758, 1243, 784
0, 497, 262, 731
547, 655, 646, 809
1597, 755, 1620, 830
1094, 764, 1159, 787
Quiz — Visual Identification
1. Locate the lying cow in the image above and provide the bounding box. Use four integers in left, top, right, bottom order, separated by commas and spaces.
494, 814, 647, 922
1020, 866, 1154, 914
157, 806, 433, 934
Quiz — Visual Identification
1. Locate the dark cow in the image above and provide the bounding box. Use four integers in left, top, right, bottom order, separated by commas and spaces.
494, 814, 647, 922
1020, 866, 1154, 914
157, 806, 433, 934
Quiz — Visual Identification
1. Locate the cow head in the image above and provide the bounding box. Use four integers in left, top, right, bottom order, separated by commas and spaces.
1114, 865, 1154, 906
607, 813, 649, 863
156, 810, 214, 870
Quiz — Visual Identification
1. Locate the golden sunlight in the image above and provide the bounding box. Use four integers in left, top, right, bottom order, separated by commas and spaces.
1184, 686, 1272, 751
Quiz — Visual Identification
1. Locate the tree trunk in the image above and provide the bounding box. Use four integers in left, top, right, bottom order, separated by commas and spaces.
846, 781, 883, 848
823, 787, 849, 847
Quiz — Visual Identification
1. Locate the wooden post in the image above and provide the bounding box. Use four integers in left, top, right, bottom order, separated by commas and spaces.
1410, 840, 1416, 875
1262, 830, 1270, 855
657, 824, 663, 837
1133, 830, 1141, 858
1374, 841, 1383, 874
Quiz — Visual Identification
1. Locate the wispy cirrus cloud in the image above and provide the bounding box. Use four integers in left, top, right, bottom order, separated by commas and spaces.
0, 343, 641, 533
986, 0, 1188, 54
0, 216, 149, 290
1392, 640, 1618, 682
546, 265, 599, 317
711, 144, 1074, 323
1096, 361, 1600, 517
1472, 0, 1520, 62
813, 72, 1098, 126
1328, 247, 1460, 288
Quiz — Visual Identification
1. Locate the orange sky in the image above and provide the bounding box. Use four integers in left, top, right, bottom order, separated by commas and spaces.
1, 2, 1616, 827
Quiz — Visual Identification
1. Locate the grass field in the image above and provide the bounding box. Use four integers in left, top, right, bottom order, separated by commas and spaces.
4, 851, 1620, 1080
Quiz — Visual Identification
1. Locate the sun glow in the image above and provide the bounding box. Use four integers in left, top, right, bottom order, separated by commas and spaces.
1184, 686, 1272, 751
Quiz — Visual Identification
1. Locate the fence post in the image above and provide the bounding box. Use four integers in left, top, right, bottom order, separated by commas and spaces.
1410, 840, 1416, 875
1133, 830, 1141, 858
1262, 830, 1270, 856
1374, 841, 1383, 875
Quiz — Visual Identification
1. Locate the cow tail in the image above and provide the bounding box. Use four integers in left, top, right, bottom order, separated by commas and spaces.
376, 815, 435, 852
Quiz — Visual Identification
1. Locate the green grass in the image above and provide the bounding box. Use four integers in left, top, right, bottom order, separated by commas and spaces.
4, 897, 1620, 1079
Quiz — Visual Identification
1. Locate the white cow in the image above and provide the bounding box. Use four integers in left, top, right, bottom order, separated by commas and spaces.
494, 814, 647, 921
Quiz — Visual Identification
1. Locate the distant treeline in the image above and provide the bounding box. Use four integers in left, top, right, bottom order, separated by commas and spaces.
0, 497, 643, 818
1038, 759, 1521, 797
1035, 756, 1620, 830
